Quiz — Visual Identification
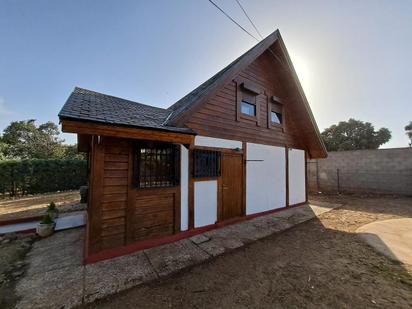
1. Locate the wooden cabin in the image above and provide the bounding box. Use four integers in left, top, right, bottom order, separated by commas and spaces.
59, 30, 327, 261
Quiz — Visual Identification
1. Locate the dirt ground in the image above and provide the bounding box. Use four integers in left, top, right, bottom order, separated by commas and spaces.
84, 194, 412, 309
0, 191, 81, 222
0, 233, 36, 309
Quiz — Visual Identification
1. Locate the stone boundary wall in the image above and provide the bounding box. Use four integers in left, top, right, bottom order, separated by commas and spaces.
307, 148, 412, 195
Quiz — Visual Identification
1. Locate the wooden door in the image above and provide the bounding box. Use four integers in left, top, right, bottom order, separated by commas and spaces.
221, 153, 243, 220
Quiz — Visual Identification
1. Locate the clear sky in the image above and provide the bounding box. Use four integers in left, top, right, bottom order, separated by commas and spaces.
1, 0, 411, 147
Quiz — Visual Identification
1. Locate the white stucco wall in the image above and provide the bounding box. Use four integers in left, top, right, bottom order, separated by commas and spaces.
195, 135, 242, 149
180, 145, 189, 231
194, 180, 217, 228
288, 148, 306, 205
246, 143, 286, 215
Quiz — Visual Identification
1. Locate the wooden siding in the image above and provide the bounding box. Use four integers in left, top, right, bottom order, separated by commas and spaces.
185, 50, 305, 150
100, 138, 129, 250
134, 189, 177, 241
87, 136, 181, 254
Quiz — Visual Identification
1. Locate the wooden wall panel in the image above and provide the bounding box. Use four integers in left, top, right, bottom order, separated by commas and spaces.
134, 191, 176, 241
99, 137, 129, 250
87, 136, 183, 254
185, 51, 305, 150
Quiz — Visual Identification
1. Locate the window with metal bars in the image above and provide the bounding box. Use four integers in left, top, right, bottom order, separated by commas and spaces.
134, 144, 180, 188
193, 150, 221, 178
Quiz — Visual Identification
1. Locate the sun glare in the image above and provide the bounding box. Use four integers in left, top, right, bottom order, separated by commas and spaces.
290, 53, 311, 93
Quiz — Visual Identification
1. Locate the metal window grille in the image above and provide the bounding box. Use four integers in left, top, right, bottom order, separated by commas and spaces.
193, 150, 221, 178
135, 144, 180, 188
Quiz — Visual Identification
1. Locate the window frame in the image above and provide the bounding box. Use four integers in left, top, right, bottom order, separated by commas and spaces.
192, 149, 221, 179
240, 100, 257, 118
268, 96, 285, 130
133, 142, 180, 189
235, 79, 264, 126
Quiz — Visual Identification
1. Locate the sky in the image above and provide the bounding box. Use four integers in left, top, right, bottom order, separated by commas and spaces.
1, 0, 411, 148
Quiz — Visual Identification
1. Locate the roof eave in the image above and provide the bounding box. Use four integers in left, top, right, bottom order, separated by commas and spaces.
59, 116, 197, 136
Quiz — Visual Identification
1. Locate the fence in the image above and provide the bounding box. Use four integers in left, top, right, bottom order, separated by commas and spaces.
0, 159, 88, 198
308, 148, 412, 196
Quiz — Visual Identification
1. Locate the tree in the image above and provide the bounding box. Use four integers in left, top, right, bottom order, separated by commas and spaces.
0, 119, 81, 160
321, 118, 391, 151
405, 121, 412, 147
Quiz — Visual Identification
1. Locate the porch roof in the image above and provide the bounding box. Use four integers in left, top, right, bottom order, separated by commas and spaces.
58, 87, 195, 135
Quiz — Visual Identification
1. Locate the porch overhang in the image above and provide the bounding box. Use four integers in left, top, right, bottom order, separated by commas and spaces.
61, 119, 196, 145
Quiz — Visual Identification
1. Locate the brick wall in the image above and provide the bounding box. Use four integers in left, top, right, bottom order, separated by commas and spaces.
308, 148, 412, 195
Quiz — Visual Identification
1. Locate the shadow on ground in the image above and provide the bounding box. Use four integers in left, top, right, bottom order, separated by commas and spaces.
83, 195, 412, 309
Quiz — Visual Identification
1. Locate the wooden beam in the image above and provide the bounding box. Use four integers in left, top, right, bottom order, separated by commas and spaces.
61, 120, 195, 145
188, 143, 195, 229
88, 136, 104, 254
285, 147, 289, 207
242, 141, 247, 216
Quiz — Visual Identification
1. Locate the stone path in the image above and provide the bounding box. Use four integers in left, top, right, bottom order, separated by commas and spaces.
15, 201, 341, 309
0, 211, 85, 234
356, 218, 412, 265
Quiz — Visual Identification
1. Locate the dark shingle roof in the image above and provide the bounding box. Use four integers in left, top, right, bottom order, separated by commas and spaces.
58, 87, 194, 134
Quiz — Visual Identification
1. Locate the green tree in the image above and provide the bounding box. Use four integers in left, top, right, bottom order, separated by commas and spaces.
321, 119, 391, 151
405, 122, 412, 147
61, 144, 85, 160
0, 119, 80, 159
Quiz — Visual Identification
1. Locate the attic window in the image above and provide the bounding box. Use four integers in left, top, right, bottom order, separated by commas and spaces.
240, 90, 257, 117
241, 100, 256, 117
270, 101, 283, 127
271, 111, 282, 124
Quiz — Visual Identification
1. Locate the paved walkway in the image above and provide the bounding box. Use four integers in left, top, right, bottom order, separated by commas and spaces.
356, 218, 412, 265
0, 211, 85, 234
15, 201, 341, 309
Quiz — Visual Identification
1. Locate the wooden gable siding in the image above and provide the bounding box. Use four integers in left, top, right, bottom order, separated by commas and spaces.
184, 50, 305, 149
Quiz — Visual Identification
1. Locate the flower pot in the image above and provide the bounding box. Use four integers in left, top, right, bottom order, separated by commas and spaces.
36, 222, 55, 237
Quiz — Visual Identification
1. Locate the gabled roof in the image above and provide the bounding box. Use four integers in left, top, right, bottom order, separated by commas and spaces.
58, 87, 194, 134
166, 30, 327, 157
166, 30, 281, 126
59, 30, 326, 157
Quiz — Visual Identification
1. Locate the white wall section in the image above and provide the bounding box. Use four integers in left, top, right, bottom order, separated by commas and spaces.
246, 143, 286, 215
180, 145, 189, 231
288, 148, 306, 205
195, 136, 242, 149
194, 180, 217, 228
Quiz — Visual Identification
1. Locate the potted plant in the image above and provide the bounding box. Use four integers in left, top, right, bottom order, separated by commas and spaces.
80, 186, 88, 203
46, 201, 59, 220
36, 214, 55, 237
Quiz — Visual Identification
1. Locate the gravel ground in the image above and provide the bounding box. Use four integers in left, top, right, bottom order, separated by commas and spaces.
83, 195, 412, 309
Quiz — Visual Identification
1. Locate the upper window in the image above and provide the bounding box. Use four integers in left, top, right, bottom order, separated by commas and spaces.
240, 89, 257, 117
241, 100, 256, 117
271, 111, 282, 124
193, 149, 221, 178
271, 102, 283, 126
134, 144, 179, 188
